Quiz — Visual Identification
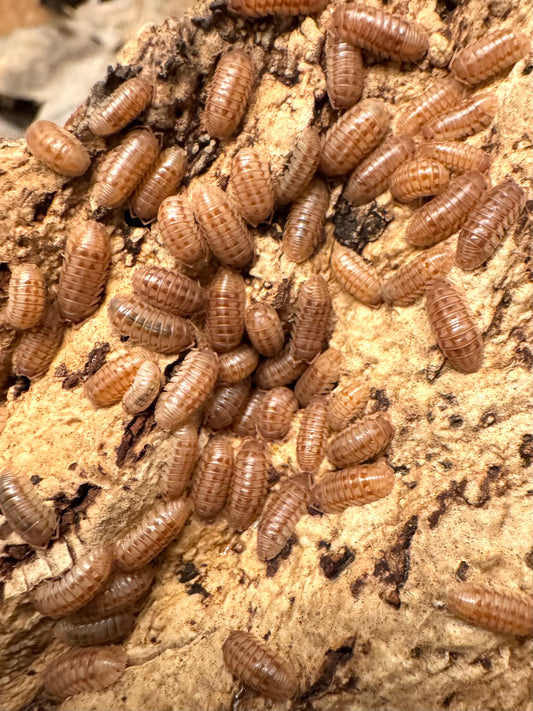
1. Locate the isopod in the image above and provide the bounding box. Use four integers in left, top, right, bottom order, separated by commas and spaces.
456, 177, 526, 270
232, 389, 265, 436
25, 120, 90, 177
57, 221, 111, 323
256, 386, 298, 440
390, 159, 450, 202
327, 379, 370, 431
325, 35, 364, 110
282, 179, 329, 263
115, 498, 192, 571
294, 348, 342, 407
257, 475, 310, 560
204, 378, 252, 430
419, 92, 498, 141
192, 436, 234, 519
416, 142, 491, 175
132, 265, 204, 316
0, 470, 57, 548
76, 567, 155, 619
157, 193, 210, 266
296, 397, 328, 474
450, 28, 530, 86
130, 146, 187, 222
84, 348, 153, 407
122, 360, 162, 415
88, 76, 153, 137
4, 264, 46, 330
13, 305, 65, 379
205, 268, 246, 353
245, 303, 285, 358
55, 611, 135, 647
447, 582, 533, 637
203, 50, 254, 140
159, 419, 200, 498
274, 126, 321, 206
327, 411, 395, 468
223, 631, 298, 700
394, 77, 465, 136
43, 646, 127, 700
227, 438, 268, 531
425, 279, 484, 373
311, 460, 395, 513
290, 275, 332, 363
254, 345, 306, 389
227, 0, 328, 17
218, 344, 260, 384
319, 98, 390, 177
330, 243, 382, 308
229, 146, 274, 226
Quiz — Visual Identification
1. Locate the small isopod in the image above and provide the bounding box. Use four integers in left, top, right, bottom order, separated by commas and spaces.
55, 611, 135, 647
218, 344, 260, 384
290, 275, 332, 363
282, 179, 329, 264
256, 386, 298, 440
43, 646, 127, 700
122, 360, 162, 415
394, 77, 465, 136
254, 345, 306, 389
25, 120, 90, 177
245, 303, 285, 358
192, 436, 234, 519
157, 193, 210, 266
204, 378, 252, 430
257, 475, 310, 560
419, 92, 498, 141
296, 397, 328, 474
13, 305, 65, 379
203, 50, 254, 140
227, 438, 268, 531
88, 76, 153, 137
294, 348, 342, 407
450, 28, 530, 86
416, 142, 491, 175
390, 159, 450, 202
311, 460, 395, 513
4, 264, 46, 330
205, 268, 246, 354
325, 35, 364, 110
130, 146, 187, 222
84, 348, 153, 407
425, 279, 484, 373
327, 411, 395, 468
76, 567, 155, 619
229, 146, 274, 226
228, 0, 328, 17
327, 379, 370, 431
0, 470, 57, 548
232, 389, 265, 436
274, 126, 321, 206
456, 177, 526, 270
132, 265, 204, 316
330, 242, 382, 308
159, 419, 200, 497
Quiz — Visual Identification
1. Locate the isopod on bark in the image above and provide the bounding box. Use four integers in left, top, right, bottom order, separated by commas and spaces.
325, 35, 364, 110
204, 378, 252, 430
88, 76, 153, 137
257, 475, 310, 560
416, 142, 491, 175
0, 470, 57, 548
205, 268, 246, 353
330, 243, 382, 308
274, 126, 321, 206
228, 0, 328, 16
390, 159, 450, 202
327, 411, 395, 468
394, 78, 465, 136
218, 345, 260, 384
192, 436, 234, 519
232, 389, 265, 436
203, 50, 254, 139
245, 303, 285, 358
229, 146, 274, 226
122, 360, 162, 415
157, 193, 210, 266
159, 418, 200, 498
327, 379, 370, 432
282, 179, 329, 264
296, 397, 328, 474
227, 438, 268, 531
55, 611, 135, 647
450, 28, 530, 86
419, 93, 498, 141
290, 275, 332, 363
43, 646, 127, 700
132, 265, 204, 316
25, 120, 90, 177
256, 386, 298, 440
254, 345, 306, 389
294, 348, 342, 407
311, 460, 395, 513
130, 146, 187, 222
76, 566, 155, 619
5, 264, 46, 330
13, 305, 65, 379
84, 348, 153, 407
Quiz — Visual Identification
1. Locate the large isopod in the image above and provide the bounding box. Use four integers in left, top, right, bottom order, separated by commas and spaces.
88, 76, 153, 136
254, 345, 306, 389
228, 0, 328, 16
122, 360, 162, 415
274, 126, 321, 206
282, 179, 329, 263
157, 193, 210, 266
419, 93, 498, 141
13, 305, 65, 379
159, 419, 200, 498
218, 344, 260, 384
55, 611, 135, 647
203, 50, 254, 139
257, 475, 310, 560
245, 303, 285, 358
390, 159, 450, 202
290, 275, 332, 363
192, 436, 234, 520
416, 142, 491, 175
229, 146, 274, 226
327, 411, 395, 468
4, 264, 46, 330
84, 348, 153, 407
311, 460, 395, 513
232, 389, 265, 436
0, 470, 57, 548
450, 28, 530, 86
204, 378, 252, 430
205, 268, 246, 353
256, 386, 298, 440
43, 646, 127, 700
25, 120, 90, 177
132, 265, 204, 316
325, 35, 364, 110
294, 348, 342, 407
327, 379, 370, 431
76, 567, 155, 619
296, 397, 328, 474
130, 146, 187, 222
227, 438, 268, 531
330, 242, 382, 307
393, 77, 465, 136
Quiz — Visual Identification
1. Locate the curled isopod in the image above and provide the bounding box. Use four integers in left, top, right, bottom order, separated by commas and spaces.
159, 419, 200, 498
256, 387, 298, 440
157, 193, 210, 266
450, 28, 531, 86
227, 438, 268, 531
13, 305, 65, 379
43, 646, 127, 700
122, 360, 162, 415
416, 142, 491, 175
229, 146, 274, 226
282, 179, 329, 263
232, 389, 265, 436
330, 242, 382, 307
130, 146, 187, 222
57, 221, 111, 323
155, 349, 219, 432
419, 93, 498, 141
325, 35, 364, 110
447, 582, 533, 637
218, 345, 260, 384
319, 98, 390, 177
203, 50, 254, 139
274, 126, 321, 206
32, 546, 114, 619
257, 475, 310, 560
425, 279, 484, 373
76, 567, 155, 619
331, 4, 429, 62
227, 0, 328, 17
192, 436, 234, 519
0, 470, 57, 548
294, 348, 342, 407
393, 78, 465, 136
296, 397, 328, 474
84, 349, 153, 407
290, 275, 332, 363
456, 178, 526, 270
254, 345, 306, 389
390, 159, 450, 202
204, 378, 251, 430
327, 411, 395, 468
88, 76, 153, 137
25, 120, 90, 177
132, 265, 204, 316
205, 268, 246, 354
311, 460, 395, 513
4, 264, 46, 330
245, 303, 285, 358
55, 611, 135, 647
115, 498, 191, 571
327, 379, 370, 432
108, 294, 194, 354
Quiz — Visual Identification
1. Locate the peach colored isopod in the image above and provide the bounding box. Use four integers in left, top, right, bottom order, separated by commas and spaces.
447, 582, 533, 637
274, 126, 321, 206
327, 411, 395, 468
0, 470, 57, 548
229, 146, 274, 226
325, 35, 364, 110
57, 221, 111, 323
450, 28, 530, 86
416, 142, 491, 175
227, 438, 268, 531
290, 275, 332, 363
218, 344, 260, 384
76, 566, 155, 619
254, 345, 306, 389
330, 242, 382, 308
130, 146, 187, 222
122, 360, 162, 415
311, 460, 395, 513
256, 387, 298, 440
203, 50, 254, 139
425, 279, 484, 373
319, 98, 390, 177
296, 397, 328, 474
55, 611, 135, 647
192, 436, 234, 519
294, 347, 342, 407
205, 268, 246, 353
419, 93, 498, 141
232, 389, 265, 436
132, 265, 204, 316
390, 159, 450, 202
228, 0, 328, 17
84, 348, 152, 407
5, 264, 45, 330
25, 120, 90, 177
155, 349, 219, 432
13, 305, 65, 379
159, 419, 200, 498
43, 646, 127, 701
204, 378, 252, 430
115, 498, 191, 571
456, 177, 527, 270
157, 193, 210, 266
283, 179, 329, 263
88, 76, 153, 137
327, 379, 370, 432
245, 303, 285, 358
257, 475, 310, 560
393, 77, 465, 136
331, 4, 429, 62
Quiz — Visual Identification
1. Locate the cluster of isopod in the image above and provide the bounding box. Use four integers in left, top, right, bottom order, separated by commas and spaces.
1, 0, 531, 704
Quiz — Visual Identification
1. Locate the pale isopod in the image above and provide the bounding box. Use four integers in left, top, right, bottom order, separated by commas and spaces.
204, 378, 251, 430
282, 179, 329, 264
43, 646, 127, 700
159, 419, 200, 497
393, 77, 465, 136
296, 397, 328, 474
245, 303, 285, 358
390, 159, 450, 202
203, 50, 254, 140
256, 475, 310, 560
13, 305, 65, 379
227, 438, 268, 531
232, 389, 265, 436
274, 126, 321, 206
192, 436, 234, 520
205, 268, 246, 354
0, 470, 57, 548
450, 28, 530, 86
327, 411, 395, 468
84, 348, 153, 407
157, 193, 210, 266
132, 265, 205, 316
218, 344, 260, 384
311, 460, 395, 513
122, 360, 162, 415
290, 275, 332, 363
447, 582, 533, 636
76, 567, 155, 618
5, 264, 46, 330
228, 0, 328, 17
25, 120, 90, 177
256, 386, 298, 440
229, 146, 274, 226
55, 611, 135, 647
294, 348, 342, 407
88, 76, 153, 137
327, 379, 370, 431
130, 146, 188, 222
254, 345, 306, 389
325, 35, 364, 110
419, 93, 498, 141
416, 142, 491, 175
330, 243, 382, 308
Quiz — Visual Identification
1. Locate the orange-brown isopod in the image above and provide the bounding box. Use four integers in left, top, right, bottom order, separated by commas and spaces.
229, 146, 274, 226
13, 305, 65, 379
456, 177, 527, 270
130, 146, 187, 222
75, 567, 155, 619
416, 142, 491, 175
132, 265, 204, 316
425, 279, 484, 373
203, 50, 254, 140
330, 242, 382, 308
254, 345, 306, 389
450, 28, 530, 86
88, 76, 153, 137
344, 135, 416, 206
228, 0, 328, 17
256, 475, 310, 560
319, 98, 390, 177
4, 264, 46, 330
311, 460, 395, 513
282, 179, 329, 264
406, 171, 487, 247
227, 438, 268, 531
419, 93, 498, 141
327, 379, 370, 432
296, 397, 328, 474
274, 126, 321, 206
0, 470, 57, 548
393, 77, 465, 136
256, 387, 298, 440
390, 159, 450, 202
204, 378, 252, 430
115, 498, 191, 571
218, 344, 260, 384
44, 646, 127, 700
290, 275, 332, 363
245, 303, 285, 358
32, 546, 114, 619
91, 128, 159, 210
122, 360, 162, 415
331, 4, 429, 62
205, 268, 246, 353
232, 389, 265, 436
325, 35, 364, 110
25, 120, 90, 177
157, 193, 210, 266
294, 348, 342, 407
191, 436, 234, 520
84, 349, 153, 407
327, 411, 395, 468
57, 221, 111, 324
155, 349, 219, 432
192, 184, 254, 268
447, 582, 533, 637
55, 611, 135, 647
159, 419, 200, 498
